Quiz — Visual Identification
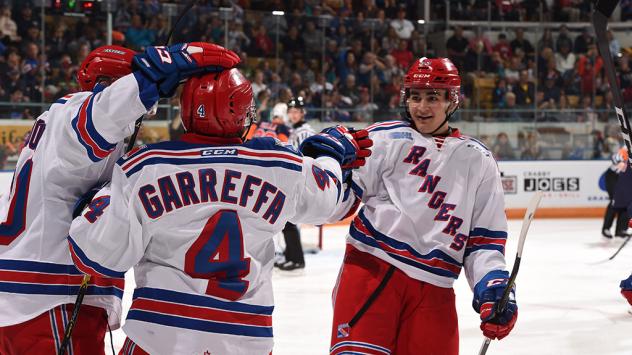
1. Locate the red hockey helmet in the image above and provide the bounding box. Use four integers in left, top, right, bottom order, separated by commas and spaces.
401, 57, 461, 116
77, 45, 136, 91
180, 68, 256, 139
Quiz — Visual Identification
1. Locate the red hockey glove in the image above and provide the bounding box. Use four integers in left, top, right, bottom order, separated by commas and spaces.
628, 218, 632, 229
342, 129, 373, 169
474, 270, 518, 340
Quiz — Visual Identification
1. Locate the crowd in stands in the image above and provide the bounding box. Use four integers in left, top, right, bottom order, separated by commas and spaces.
0, 0, 629, 165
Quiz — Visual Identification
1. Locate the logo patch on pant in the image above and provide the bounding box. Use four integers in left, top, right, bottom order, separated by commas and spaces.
337, 323, 350, 338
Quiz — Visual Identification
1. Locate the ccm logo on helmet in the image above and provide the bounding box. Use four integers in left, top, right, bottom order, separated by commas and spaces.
413, 74, 431, 78
102, 48, 127, 55
201, 148, 238, 156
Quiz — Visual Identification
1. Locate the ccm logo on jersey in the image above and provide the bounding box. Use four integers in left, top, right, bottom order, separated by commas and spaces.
201, 148, 238, 156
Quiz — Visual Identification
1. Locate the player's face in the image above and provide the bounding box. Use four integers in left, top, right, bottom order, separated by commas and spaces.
287, 107, 304, 124
407, 88, 450, 135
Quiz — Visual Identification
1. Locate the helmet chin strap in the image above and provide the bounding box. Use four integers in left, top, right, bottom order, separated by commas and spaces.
426, 103, 457, 136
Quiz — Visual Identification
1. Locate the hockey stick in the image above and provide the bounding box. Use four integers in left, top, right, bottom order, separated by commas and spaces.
58, 4, 199, 355
478, 191, 543, 355
593, 0, 632, 164
609, 235, 631, 260
592, 0, 632, 262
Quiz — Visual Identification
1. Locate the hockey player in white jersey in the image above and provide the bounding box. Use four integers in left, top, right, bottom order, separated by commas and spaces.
67, 68, 373, 355
328, 57, 517, 355
0, 43, 240, 354
276, 96, 317, 271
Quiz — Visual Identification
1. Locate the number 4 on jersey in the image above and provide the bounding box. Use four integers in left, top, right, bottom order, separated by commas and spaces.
184, 210, 251, 301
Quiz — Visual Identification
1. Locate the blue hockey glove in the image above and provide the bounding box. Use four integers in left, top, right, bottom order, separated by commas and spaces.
299, 125, 373, 166
621, 273, 632, 306
133, 42, 240, 97
473, 270, 518, 340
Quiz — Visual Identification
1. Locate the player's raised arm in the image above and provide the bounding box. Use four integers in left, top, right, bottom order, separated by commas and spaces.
292, 125, 372, 225
60, 43, 241, 164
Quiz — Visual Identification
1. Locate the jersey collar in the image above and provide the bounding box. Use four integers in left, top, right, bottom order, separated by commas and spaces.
180, 133, 243, 145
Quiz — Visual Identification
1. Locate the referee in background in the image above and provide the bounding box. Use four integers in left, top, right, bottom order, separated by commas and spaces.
277, 97, 315, 271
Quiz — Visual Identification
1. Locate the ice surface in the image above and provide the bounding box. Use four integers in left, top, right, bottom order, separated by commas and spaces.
105, 218, 632, 354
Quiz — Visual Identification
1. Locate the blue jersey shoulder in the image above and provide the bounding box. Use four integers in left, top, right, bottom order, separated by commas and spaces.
244, 137, 301, 156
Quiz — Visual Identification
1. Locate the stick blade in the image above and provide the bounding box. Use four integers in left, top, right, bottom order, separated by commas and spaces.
516, 191, 544, 256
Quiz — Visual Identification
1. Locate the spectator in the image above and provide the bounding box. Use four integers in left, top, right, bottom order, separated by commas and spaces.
5, 89, 32, 119
302, 21, 322, 58
608, 30, 621, 59
47, 23, 69, 62
281, 25, 305, 60
537, 28, 555, 52
556, 24, 573, 52
505, 55, 523, 85
521, 132, 548, 160
496, 92, 527, 121
561, 62, 582, 96
488, 51, 506, 77
510, 28, 534, 62
492, 78, 509, 108
251, 69, 268, 98
409, 30, 428, 57
0, 6, 19, 42
446, 26, 469, 70
255, 89, 272, 122
492, 132, 515, 160
252, 24, 274, 57
464, 40, 492, 74
573, 27, 594, 55
493, 33, 512, 62
339, 73, 360, 106
380, 26, 400, 53
542, 76, 561, 104
353, 87, 378, 121
555, 0, 581, 22
227, 21, 250, 53
271, 87, 292, 124
540, 56, 561, 86
390, 38, 413, 70
371, 9, 389, 39
125, 14, 154, 50
619, 56, 632, 101
592, 129, 606, 159
577, 95, 598, 123
556, 95, 576, 121
358, 51, 385, 87
555, 41, 576, 75
14, 5, 39, 40
389, 7, 414, 40
562, 139, 586, 160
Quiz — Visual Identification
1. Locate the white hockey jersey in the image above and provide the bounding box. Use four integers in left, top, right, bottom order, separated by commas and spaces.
0, 72, 158, 328
289, 121, 315, 149
332, 120, 508, 289
68, 135, 344, 355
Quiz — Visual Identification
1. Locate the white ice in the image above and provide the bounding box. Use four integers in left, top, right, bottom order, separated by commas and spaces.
105, 218, 632, 355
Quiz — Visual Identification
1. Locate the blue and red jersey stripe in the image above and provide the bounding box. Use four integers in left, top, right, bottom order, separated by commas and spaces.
0, 259, 123, 298
70, 94, 117, 162
349, 210, 463, 279
67, 236, 126, 280
126, 287, 273, 338
366, 121, 410, 133
464, 227, 507, 257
